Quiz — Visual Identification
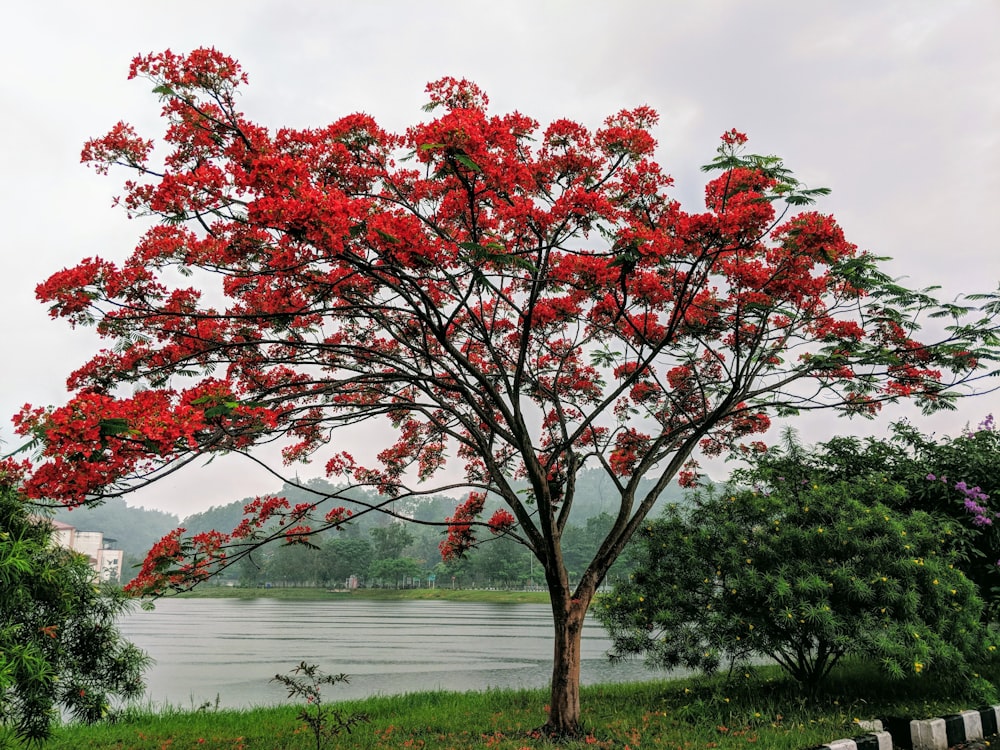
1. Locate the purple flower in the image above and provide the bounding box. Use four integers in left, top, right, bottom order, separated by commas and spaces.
926, 473, 936, 481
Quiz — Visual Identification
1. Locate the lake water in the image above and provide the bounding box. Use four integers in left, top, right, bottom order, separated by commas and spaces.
119, 598, 670, 709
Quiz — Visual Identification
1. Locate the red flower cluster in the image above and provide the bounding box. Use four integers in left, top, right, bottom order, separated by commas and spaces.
439, 492, 486, 561
487, 509, 516, 535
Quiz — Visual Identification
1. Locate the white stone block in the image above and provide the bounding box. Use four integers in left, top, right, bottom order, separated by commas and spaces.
824, 739, 858, 750
910, 717, 948, 750
961, 709, 983, 740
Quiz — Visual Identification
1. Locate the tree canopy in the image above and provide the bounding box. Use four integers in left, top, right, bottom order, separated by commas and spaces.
7, 49, 999, 734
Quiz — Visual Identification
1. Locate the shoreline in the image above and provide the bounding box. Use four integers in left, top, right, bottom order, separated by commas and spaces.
170, 585, 551, 604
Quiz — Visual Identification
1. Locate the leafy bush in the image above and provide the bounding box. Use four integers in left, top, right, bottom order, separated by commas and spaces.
0, 482, 149, 746
597, 465, 992, 694
819, 417, 1000, 619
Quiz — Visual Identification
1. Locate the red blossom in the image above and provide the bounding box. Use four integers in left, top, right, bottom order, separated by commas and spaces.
488, 509, 517, 535
323, 506, 352, 526
439, 492, 486, 561
720, 128, 748, 146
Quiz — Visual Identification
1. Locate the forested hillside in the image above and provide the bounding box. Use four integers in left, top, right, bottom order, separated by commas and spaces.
182, 468, 689, 537
53, 468, 692, 588
180, 468, 692, 589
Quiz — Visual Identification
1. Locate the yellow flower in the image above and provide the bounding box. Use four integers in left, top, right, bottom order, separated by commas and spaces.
914, 662, 924, 673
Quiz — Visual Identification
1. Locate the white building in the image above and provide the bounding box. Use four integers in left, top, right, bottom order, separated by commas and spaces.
49, 519, 124, 583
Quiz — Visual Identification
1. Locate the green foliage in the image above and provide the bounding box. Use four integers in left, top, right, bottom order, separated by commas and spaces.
367, 557, 424, 588
271, 663, 368, 750
0, 485, 149, 746
772, 418, 1000, 619
597, 460, 992, 694
368, 524, 414, 561
319, 538, 373, 587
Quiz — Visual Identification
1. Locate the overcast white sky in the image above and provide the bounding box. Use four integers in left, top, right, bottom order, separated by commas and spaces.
1, 1, 997, 518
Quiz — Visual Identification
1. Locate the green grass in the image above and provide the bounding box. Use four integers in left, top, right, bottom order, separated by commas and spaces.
46, 660, 998, 749
175, 586, 551, 604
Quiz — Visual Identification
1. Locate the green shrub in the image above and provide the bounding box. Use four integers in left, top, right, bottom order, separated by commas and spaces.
597, 470, 992, 695
0, 482, 149, 746
819, 417, 1000, 619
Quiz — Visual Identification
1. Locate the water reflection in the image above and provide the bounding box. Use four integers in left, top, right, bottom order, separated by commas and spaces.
119, 598, 670, 708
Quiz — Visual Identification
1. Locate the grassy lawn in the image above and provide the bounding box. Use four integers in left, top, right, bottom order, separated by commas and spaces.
46, 661, 997, 749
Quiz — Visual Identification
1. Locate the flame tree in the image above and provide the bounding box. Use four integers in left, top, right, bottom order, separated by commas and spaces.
9, 49, 999, 735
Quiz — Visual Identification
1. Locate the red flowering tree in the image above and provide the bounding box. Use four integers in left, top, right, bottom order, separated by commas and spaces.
13, 49, 1000, 735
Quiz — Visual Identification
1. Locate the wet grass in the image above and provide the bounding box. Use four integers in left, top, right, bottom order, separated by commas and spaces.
47, 660, 998, 749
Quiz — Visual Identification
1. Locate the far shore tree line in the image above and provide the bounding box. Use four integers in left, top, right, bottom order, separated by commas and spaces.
51, 468, 677, 590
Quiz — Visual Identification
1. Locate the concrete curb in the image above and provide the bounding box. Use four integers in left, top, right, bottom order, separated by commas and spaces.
814, 706, 1000, 750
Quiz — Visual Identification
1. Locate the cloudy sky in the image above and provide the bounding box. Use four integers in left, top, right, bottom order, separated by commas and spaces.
1, 1, 997, 518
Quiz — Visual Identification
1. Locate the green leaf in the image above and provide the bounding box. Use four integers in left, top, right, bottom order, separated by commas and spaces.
453, 154, 481, 172
98, 418, 131, 437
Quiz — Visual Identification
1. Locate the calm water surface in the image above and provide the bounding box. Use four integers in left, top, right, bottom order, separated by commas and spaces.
120, 598, 670, 709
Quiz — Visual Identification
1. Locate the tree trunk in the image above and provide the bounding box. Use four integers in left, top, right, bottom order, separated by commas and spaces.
543, 595, 588, 736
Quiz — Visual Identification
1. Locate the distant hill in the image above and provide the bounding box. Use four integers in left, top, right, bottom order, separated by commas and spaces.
46, 467, 695, 586
180, 467, 693, 536
49, 498, 180, 563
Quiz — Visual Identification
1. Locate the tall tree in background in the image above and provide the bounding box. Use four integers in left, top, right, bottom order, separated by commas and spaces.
10, 50, 999, 735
